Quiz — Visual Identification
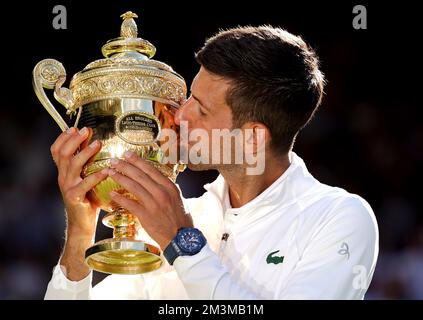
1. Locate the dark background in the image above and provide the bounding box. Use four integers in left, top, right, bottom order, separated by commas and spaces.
0, 0, 421, 299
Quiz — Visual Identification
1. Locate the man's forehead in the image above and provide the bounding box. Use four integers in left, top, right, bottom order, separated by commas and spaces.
192, 67, 231, 94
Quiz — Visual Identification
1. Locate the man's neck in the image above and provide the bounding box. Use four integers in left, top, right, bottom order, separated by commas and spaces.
219, 153, 291, 208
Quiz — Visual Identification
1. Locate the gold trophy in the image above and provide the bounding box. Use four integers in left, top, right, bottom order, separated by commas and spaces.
32, 12, 187, 274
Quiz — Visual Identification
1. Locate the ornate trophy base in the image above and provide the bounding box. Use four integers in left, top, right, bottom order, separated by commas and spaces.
84, 210, 162, 275
85, 238, 162, 275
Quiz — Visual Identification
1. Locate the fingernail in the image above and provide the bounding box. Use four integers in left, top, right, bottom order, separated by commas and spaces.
110, 191, 118, 197
110, 158, 119, 165
123, 150, 134, 158
79, 127, 88, 136
66, 127, 75, 134
108, 169, 117, 175
89, 140, 99, 149
101, 168, 109, 175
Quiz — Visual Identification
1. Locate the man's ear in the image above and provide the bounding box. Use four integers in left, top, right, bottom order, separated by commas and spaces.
243, 122, 271, 154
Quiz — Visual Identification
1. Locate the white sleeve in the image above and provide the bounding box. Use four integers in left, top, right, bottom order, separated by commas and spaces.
44, 263, 150, 300
174, 244, 260, 299
174, 196, 378, 300
278, 196, 379, 299
44, 264, 93, 300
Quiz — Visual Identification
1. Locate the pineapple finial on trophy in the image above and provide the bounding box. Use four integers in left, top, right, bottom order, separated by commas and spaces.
120, 11, 139, 38
101, 11, 156, 58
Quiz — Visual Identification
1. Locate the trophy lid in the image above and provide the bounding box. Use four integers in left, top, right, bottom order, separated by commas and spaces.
68, 11, 186, 110
101, 11, 156, 59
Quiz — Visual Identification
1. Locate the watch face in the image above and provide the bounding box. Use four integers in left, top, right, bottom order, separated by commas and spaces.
177, 228, 205, 254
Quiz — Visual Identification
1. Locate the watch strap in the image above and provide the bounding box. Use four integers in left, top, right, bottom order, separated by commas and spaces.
163, 240, 181, 266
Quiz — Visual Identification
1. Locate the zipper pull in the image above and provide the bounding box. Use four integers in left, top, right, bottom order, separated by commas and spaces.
221, 233, 229, 241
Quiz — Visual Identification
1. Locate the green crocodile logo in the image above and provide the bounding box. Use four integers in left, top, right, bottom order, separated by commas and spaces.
266, 250, 284, 265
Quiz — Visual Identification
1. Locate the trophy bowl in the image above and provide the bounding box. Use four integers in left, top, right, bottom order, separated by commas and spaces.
33, 12, 187, 274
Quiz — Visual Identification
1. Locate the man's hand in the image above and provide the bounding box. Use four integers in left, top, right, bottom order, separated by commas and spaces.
50, 127, 108, 280
107, 151, 193, 249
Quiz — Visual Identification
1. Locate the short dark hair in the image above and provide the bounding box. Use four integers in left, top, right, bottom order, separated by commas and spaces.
195, 25, 325, 155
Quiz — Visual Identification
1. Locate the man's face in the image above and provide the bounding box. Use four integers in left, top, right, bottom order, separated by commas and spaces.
175, 67, 235, 171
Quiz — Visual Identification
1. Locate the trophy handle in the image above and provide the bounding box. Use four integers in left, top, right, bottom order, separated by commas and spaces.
32, 59, 76, 132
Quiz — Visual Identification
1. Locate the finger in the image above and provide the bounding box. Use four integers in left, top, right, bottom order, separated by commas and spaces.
58, 127, 90, 160
79, 127, 93, 150
123, 151, 175, 188
50, 127, 76, 163
56, 127, 91, 174
107, 169, 154, 204
109, 158, 163, 195
67, 140, 102, 180
109, 191, 147, 220
66, 169, 109, 202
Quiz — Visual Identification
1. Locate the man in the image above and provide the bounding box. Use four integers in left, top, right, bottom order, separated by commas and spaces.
45, 26, 378, 299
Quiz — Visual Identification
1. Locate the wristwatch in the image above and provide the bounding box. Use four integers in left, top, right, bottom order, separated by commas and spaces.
163, 227, 207, 265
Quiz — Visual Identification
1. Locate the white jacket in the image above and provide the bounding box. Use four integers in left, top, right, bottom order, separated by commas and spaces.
45, 152, 379, 299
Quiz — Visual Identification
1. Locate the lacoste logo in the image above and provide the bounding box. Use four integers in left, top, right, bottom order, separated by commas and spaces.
338, 242, 350, 259
266, 250, 284, 265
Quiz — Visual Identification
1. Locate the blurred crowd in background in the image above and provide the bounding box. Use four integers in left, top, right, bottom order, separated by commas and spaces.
0, 1, 421, 299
